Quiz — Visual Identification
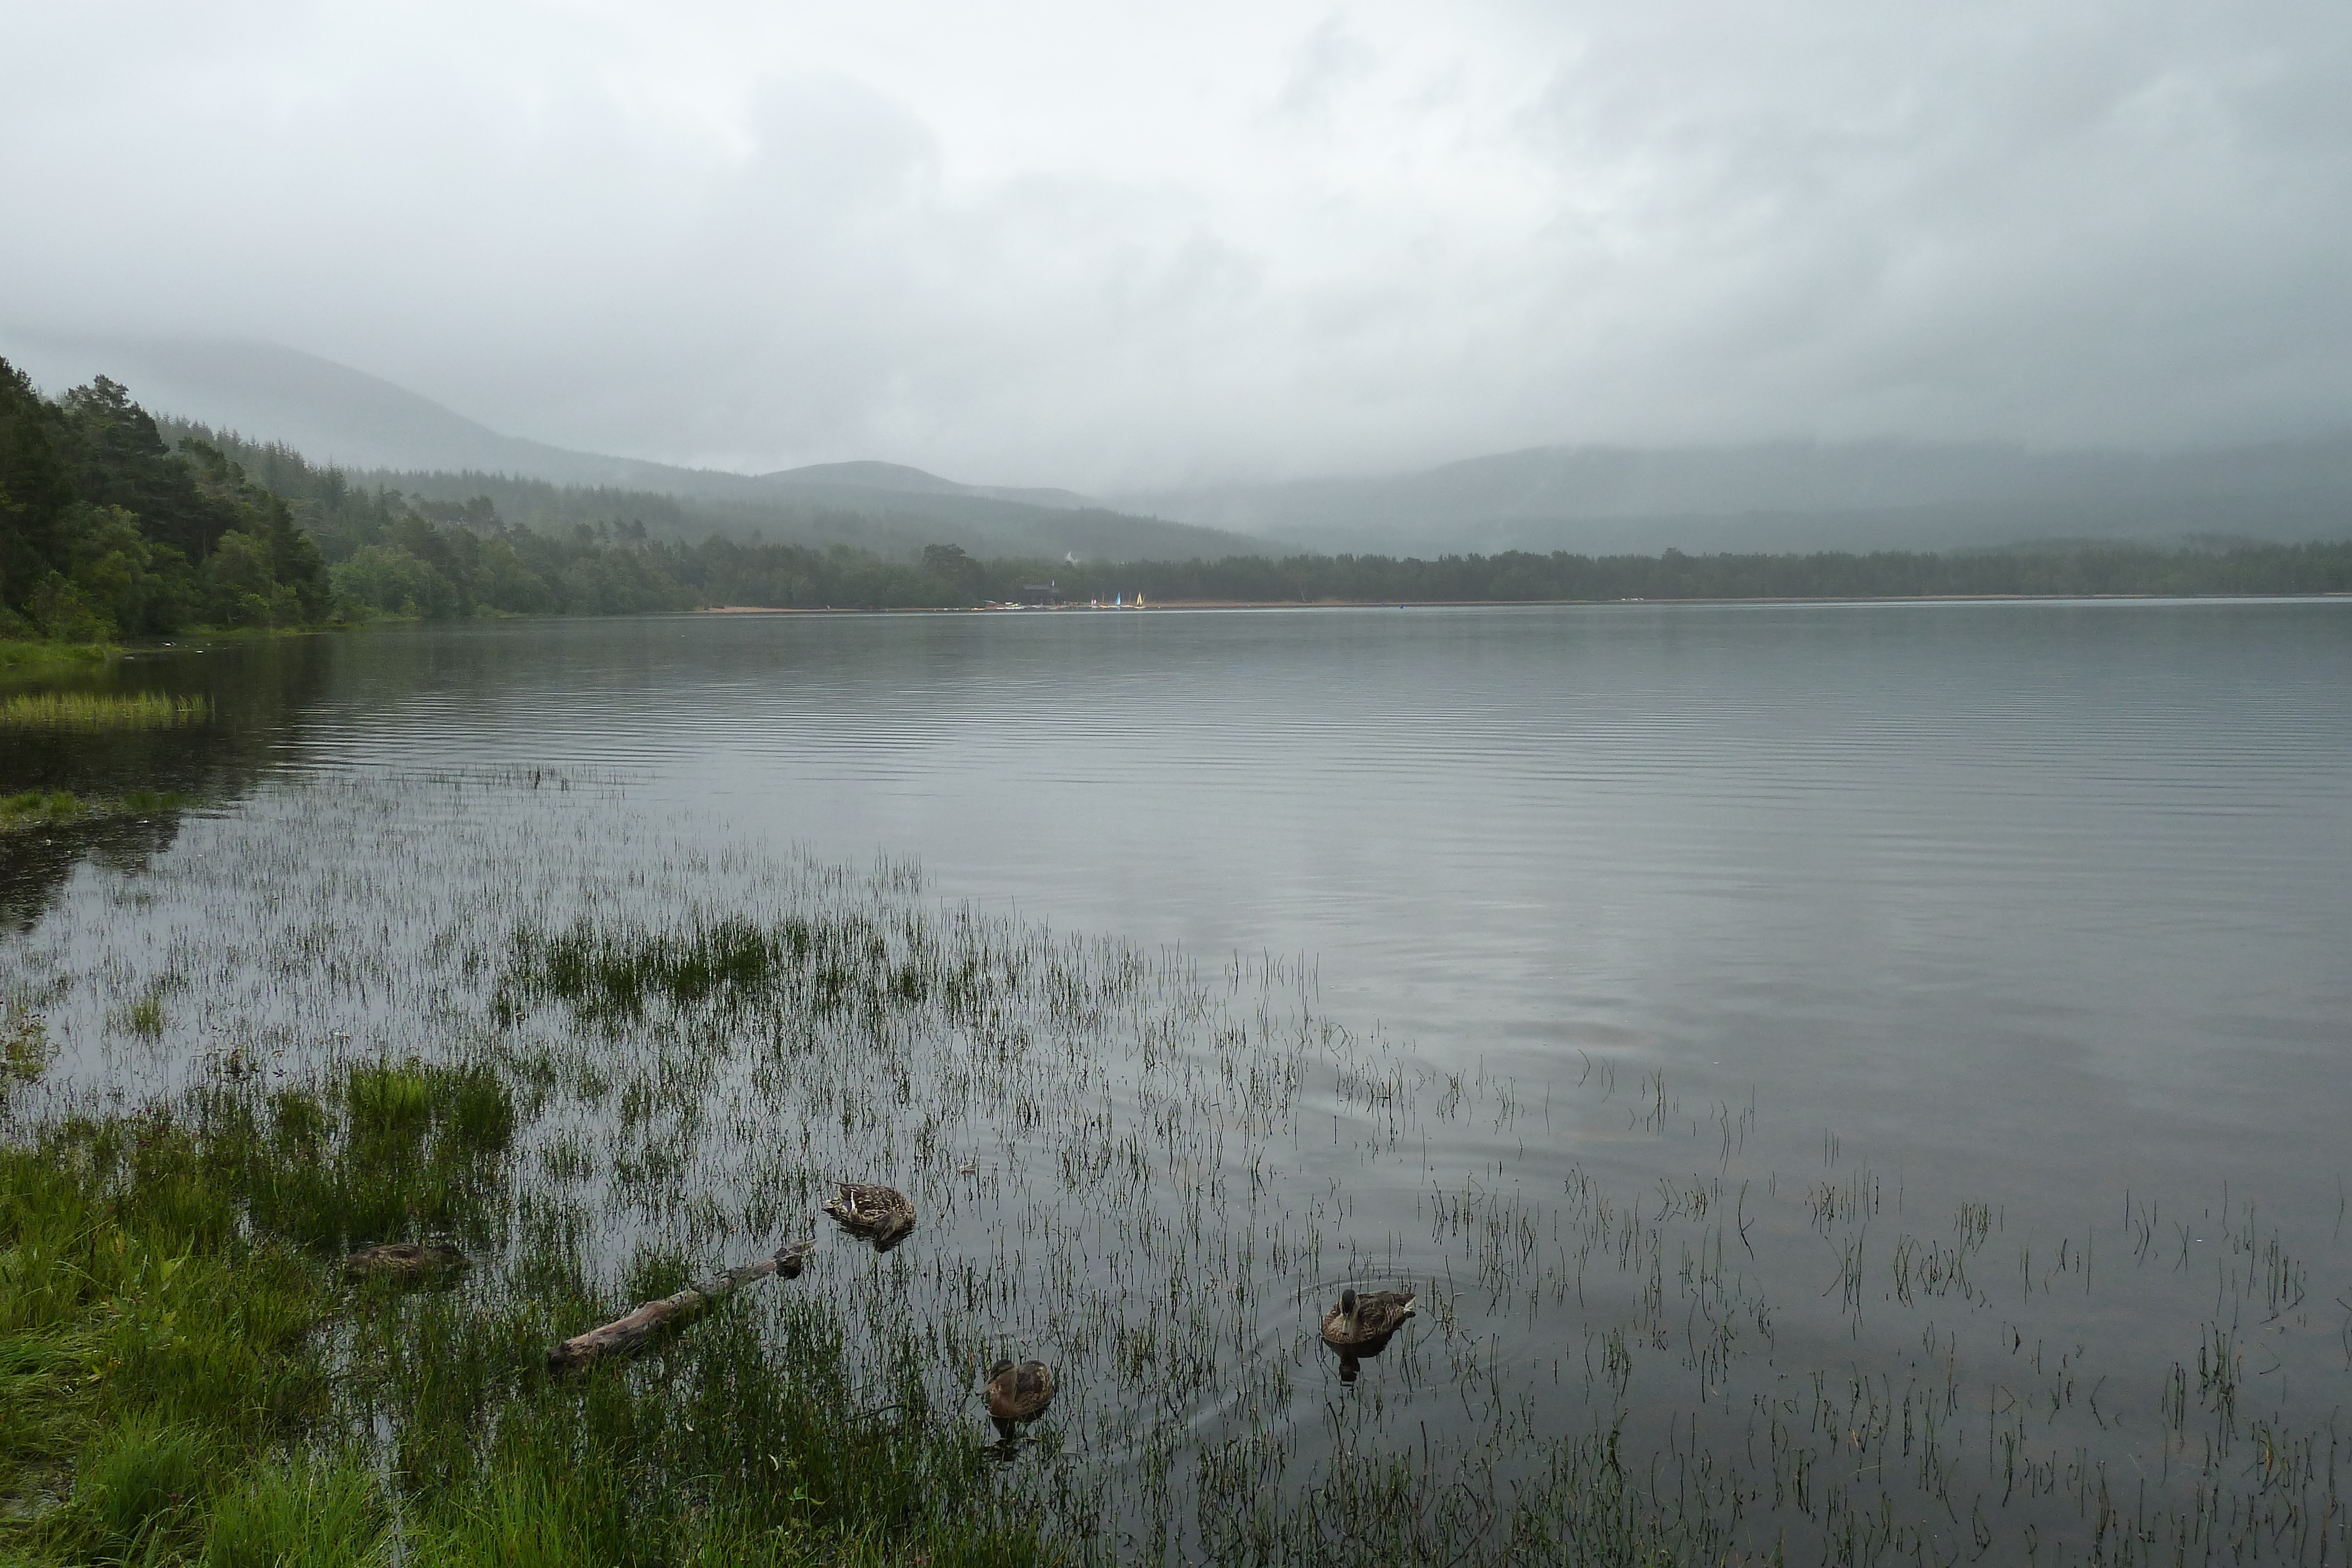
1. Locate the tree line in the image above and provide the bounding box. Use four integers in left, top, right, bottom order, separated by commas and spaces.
1, 360, 330, 640
1048, 539, 2352, 604
6, 356, 2349, 644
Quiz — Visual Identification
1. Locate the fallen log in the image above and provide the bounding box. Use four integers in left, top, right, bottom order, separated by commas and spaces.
547, 1238, 814, 1372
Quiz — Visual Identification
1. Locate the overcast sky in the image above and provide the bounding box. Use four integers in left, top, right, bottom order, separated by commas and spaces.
4, 0, 2349, 486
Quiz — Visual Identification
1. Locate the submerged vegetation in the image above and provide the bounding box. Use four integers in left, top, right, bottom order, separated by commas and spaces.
4, 770, 2346, 1564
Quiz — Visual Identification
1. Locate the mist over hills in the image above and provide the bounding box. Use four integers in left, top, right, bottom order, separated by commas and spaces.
1120, 437, 2352, 556
763, 460, 1097, 513
8, 332, 2350, 563
1, 334, 1252, 563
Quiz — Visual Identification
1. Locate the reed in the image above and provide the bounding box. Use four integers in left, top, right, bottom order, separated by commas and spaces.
0, 690, 209, 728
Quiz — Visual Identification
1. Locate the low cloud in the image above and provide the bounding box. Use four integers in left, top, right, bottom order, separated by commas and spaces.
4, 0, 2348, 487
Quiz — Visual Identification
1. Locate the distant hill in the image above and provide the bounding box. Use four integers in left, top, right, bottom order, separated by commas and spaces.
1, 333, 1255, 561
1, 333, 680, 484
19, 330, 2348, 561
764, 460, 1098, 512
353, 462, 1256, 564
1119, 439, 2352, 554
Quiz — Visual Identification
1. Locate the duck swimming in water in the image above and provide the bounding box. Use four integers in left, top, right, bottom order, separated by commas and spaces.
1320, 1286, 1417, 1351
983, 1358, 1055, 1443
823, 1182, 916, 1245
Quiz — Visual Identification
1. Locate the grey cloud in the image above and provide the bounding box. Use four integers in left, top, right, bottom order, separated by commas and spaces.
3, 1, 2349, 488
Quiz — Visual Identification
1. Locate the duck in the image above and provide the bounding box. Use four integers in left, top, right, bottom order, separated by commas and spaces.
983, 1358, 1056, 1442
1320, 1286, 1417, 1351
822, 1182, 916, 1244
344, 1241, 468, 1281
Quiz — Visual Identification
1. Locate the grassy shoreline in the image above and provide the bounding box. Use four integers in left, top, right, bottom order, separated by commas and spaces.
0, 1040, 1055, 1568
0, 638, 119, 674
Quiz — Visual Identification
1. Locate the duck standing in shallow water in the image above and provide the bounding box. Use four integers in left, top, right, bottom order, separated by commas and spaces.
1321, 1286, 1417, 1353
823, 1182, 916, 1246
983, 1358, 1055, 1443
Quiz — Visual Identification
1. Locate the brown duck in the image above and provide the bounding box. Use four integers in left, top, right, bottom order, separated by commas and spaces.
344, 1242, 467, 1281
822, 1182, 916, 1245
1320, 1286, 1417, 1351
983, 1358, 1055, 1442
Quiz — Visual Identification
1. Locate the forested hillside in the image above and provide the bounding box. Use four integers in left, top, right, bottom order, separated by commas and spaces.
0, 365, 985, 630
0, 360, 329, 640
181, 425, 994, 614
126, 416, 2352, 614
7, 358, 2350, 645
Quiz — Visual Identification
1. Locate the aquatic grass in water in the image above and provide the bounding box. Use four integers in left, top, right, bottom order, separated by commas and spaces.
1, 1010, 49, 1089
195, 1058, 519, 1254
499, 914, 820, 1022
0, 691, 209, 730
0, 788, 190, 836
0, 793, 89, 832
4, 769, 2348, 1565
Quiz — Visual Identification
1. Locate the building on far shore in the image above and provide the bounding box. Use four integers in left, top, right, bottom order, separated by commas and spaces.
1014, 582, 1065, 606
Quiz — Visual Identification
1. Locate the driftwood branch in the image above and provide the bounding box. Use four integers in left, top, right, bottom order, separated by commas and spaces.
547, 1239, 813, 1372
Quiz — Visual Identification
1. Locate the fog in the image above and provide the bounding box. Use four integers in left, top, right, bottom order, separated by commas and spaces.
4, 0, 2349, 488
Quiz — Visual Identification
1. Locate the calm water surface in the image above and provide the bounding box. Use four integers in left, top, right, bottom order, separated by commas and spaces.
8, 599, 2351, 1561
262, 603, 2352, 1208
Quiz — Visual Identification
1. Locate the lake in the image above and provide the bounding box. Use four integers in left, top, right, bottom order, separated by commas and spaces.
8, 599, 2351, 1563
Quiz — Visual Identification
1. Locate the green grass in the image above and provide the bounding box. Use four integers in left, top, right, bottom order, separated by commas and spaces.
199, 1455, 386, 1568
0, 692, 209, 730
0, 1043, 1056, 1568
0, 638, 118, 674
0, 791, 88, 831
1, 790, 192, 835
